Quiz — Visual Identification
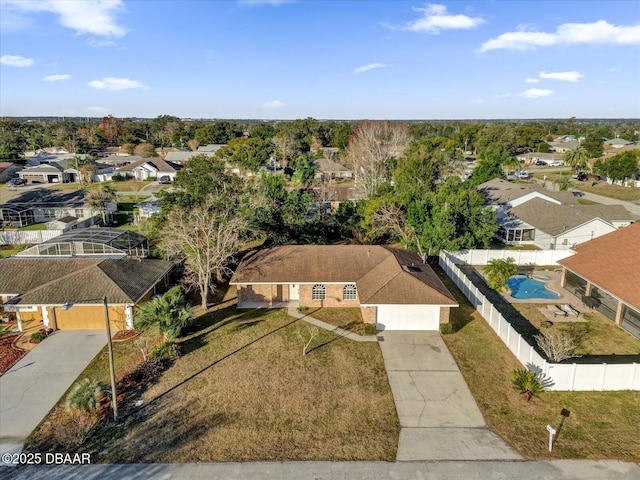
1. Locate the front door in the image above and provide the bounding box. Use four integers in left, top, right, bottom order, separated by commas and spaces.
289, 284, 299, 301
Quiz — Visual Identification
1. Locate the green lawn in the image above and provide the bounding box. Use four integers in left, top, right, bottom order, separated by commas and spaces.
305, 307, 376, 336
434, 264, 640, 462
18, 223, 47, 231
25, 302, 398, 462
0, 248, 21, 258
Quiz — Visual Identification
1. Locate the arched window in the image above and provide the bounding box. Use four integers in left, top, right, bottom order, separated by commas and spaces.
343, 284, 357, 300
312, 284, 326, 300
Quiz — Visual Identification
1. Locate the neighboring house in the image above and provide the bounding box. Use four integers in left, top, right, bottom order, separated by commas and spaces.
548, 141, 581, 153
604, 138, 633, 148
97, 154, 142, 167
477, 178, 573, 213
230, 245, 458, 331
116, 157, 182, 181
197, 144, 225, 153
516, 152, 564, 165
502, 197, 634, 249
0, 258, 174, 332
558, 223, 640, 338
17, 154, 112, 185
164, 151, 216, 164
15, 228, 149, 258
311, 185, 366, 210
0, 188, 115, 228
23, 147, 70, 158
0, 162, 23, 183
314, 158, 354, 181
134, 196, 161, 222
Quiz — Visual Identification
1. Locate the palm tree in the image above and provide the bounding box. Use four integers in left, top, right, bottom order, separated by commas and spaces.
511, 368, 545, 402
553, 176, 576, 192
65, 378, 108, 414
484, 257, 518, 291
135, 286, 193, 340
501, 156, 522, 176
563, 146, 589, 172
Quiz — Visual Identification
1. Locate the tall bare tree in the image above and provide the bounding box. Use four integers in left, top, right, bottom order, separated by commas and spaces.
345, 121, 409, 197
160, 198, 243, 310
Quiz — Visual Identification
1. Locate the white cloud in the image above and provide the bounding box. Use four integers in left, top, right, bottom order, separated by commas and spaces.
353, 63, 388, 74
0, 54, 34, 67
42, 74, 71, 82
86, 106, 111, 114
402, 4, 485, 34
1, 0, 127, 37
480, 20, 640, 52
518, 88, 555, 98
88, 77, 149, 91
261, 100, 284, 108
470, 98, 484, 104
525, 77, 540, 83
608, 67, 618, 72
539, 71, 583, 82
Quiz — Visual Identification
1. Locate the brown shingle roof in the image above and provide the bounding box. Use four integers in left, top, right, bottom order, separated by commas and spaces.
231, 245, 457, 305
558, 223, 640, 309
0, 258, 174, 305
116, 157, 180, 173
508, 198, 634, 236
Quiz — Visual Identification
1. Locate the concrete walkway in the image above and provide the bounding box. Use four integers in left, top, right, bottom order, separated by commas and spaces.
287, 306, 377, 342
0, 330, 106, 463
3, 460, 639, 480
378, 331, 522, 461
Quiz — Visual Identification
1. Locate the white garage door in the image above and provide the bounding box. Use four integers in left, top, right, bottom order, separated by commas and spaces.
376, 304, 440, 331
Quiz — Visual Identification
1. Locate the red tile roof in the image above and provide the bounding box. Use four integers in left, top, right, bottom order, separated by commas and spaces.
558, 223, 640, 309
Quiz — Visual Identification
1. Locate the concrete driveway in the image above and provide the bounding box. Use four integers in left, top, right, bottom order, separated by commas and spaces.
0, 330, 106, 464
379, 331, 521, 461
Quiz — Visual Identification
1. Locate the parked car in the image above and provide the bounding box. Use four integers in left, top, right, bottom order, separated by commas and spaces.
158, 176, 171, 184
535, 160, 548, 166
6, 178, 26, 186
572, 172, 588, 181
572, 191, 585, 197
549, 161, 564, 167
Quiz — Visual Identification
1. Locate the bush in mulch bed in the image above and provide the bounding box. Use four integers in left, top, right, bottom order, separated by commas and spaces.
0, 335, 27, 374
112, 330, 138, 342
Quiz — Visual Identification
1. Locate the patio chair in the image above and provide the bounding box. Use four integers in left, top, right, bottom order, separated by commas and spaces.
548, 305, 567, 317
561, 304, 580, 317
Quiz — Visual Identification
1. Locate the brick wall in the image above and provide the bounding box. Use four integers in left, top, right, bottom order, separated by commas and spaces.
360, 306, 377, 324
299, 284, 360, 308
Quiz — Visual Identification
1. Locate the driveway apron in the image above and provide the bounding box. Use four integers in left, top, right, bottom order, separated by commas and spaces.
0, 330, 106, 464
379, 331, 522, 461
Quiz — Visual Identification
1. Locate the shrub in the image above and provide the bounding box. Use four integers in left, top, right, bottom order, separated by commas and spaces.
534, 330, 578, 362
30, 331, 45, 343
484, 257, 518, 291
439, 323, 453, 335
364, 323, 378, 336
511, 368, 545, 402
149, 341, 180, 361
65, 378, 109, 414
135, 286, 193, 340
296, 306, 308, 313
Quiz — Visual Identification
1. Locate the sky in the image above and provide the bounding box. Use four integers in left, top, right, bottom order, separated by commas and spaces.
1, 0, 639, 120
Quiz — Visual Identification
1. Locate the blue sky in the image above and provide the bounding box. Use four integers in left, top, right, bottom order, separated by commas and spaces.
1, 0, 639, 119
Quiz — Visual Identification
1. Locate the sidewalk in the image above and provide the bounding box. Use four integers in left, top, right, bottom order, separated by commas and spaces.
3, 460, 639, 480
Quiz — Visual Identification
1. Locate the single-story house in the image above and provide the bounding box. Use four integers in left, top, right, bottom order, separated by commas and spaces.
548, 141, 581, 153
197, 144, 225, 153
477, 178, 574, 213
18, 154, 113, 184
0, 162, 23, 183
501, 197, 634, 249
96, 154, 143, 167
116, 157, 182, 181
604, 138, 633, 148
558, 222, 640, 338
230, 245, 458, 331
164, 151, 217, 164
314, 158, 354, 181
0, 258, 175, 332
134, 196, 161, 222
0, 188, 114, 228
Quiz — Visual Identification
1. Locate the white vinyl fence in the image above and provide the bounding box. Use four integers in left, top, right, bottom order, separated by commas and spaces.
445, 249, 575, 266
0, 230, 63, 246
439, 251, 640, 391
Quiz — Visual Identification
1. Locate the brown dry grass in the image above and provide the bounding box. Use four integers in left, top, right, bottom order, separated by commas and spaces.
434, 264, 640, 462
513, 304, 640, 356
530, 172, 640, 201
306, 308, 375, 336
29, 302, 398, 462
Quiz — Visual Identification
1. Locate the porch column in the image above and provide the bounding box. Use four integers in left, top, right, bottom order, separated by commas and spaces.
125, 305, 134, 330
615, 301, 624, 326
560, 268, 567, 288
585, 282, 592, 296
41, 305, 50, 329
16, 311, 23, 333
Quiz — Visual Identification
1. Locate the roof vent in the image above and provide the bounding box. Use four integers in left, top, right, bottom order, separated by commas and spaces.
402, 265, 421, 273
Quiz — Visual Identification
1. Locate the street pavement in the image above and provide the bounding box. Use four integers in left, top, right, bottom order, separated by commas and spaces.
378, 331, 521, 461
2, 460, 639, 480
0, 330, 106, 464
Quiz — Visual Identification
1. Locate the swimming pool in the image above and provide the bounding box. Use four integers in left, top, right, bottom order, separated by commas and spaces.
506, 275, 561, 300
